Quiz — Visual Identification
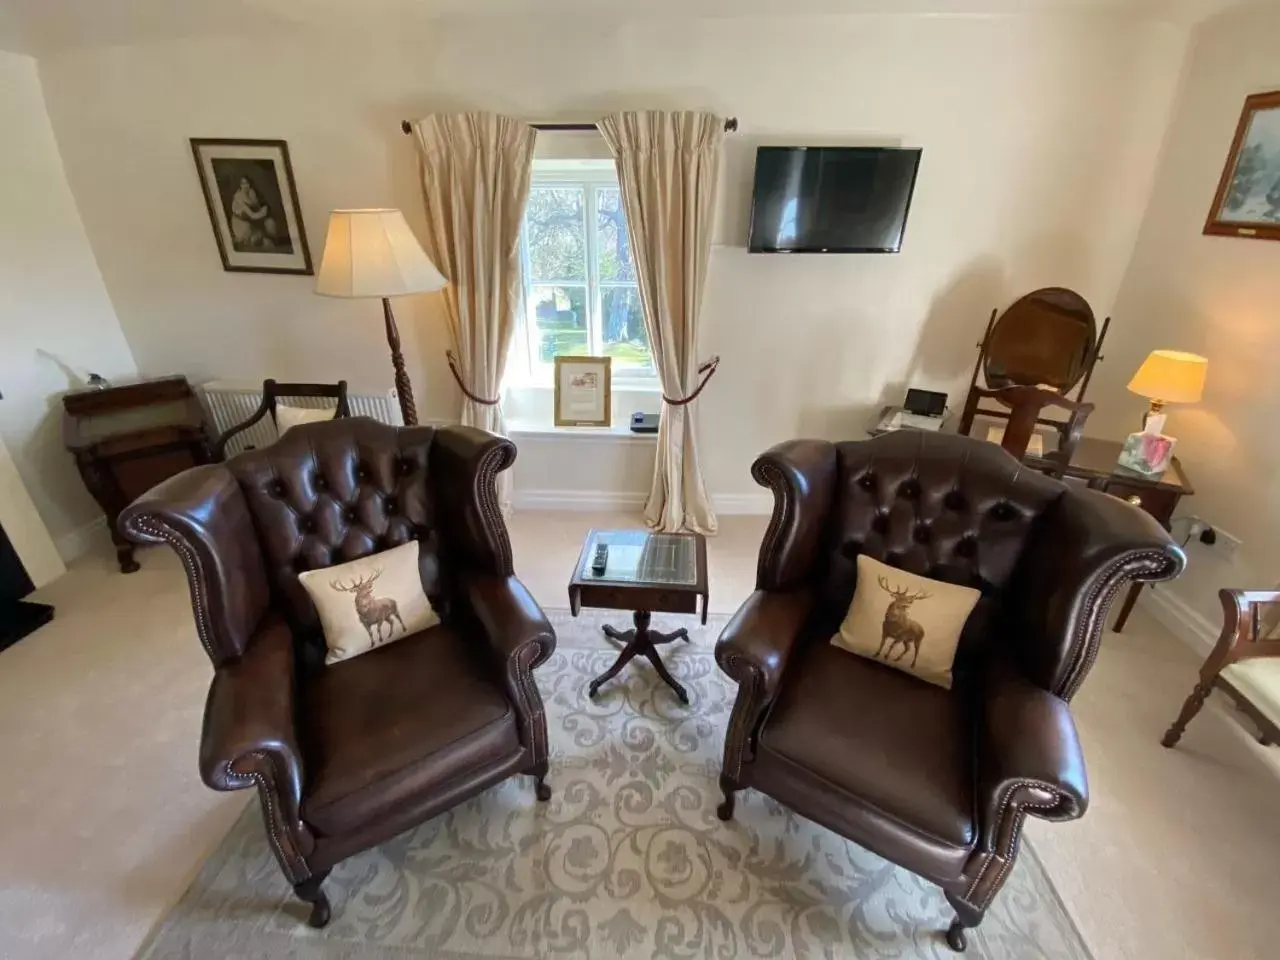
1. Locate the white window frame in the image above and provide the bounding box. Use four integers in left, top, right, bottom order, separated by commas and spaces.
513, 163, 656, 389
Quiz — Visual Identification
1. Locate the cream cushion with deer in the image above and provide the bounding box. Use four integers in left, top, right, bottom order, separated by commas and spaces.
832, 555, 981, 689
298, 540, 440, 665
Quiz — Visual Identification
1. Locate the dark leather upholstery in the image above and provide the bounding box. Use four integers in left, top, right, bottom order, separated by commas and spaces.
717, 431, 1185, 942
759, 642, 976, 878
302, 621, 520, 836
120, 418, 554, 921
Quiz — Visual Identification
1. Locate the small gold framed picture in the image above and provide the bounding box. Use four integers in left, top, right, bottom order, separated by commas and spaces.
553, 356, 612, 427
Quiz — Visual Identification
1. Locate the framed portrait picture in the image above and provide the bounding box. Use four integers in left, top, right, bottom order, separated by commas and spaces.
190, 138, 313, 274
554, 356, 612, 427
1204, 91, 1280, 242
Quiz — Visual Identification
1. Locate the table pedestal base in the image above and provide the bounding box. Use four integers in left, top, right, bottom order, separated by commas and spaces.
588, 610, 690, 704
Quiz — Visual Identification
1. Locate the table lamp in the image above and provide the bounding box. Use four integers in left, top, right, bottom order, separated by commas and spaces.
315, 209, 447, 426
1126, 350, 1208, 436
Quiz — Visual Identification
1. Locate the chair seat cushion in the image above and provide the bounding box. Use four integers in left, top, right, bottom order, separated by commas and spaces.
1222, 659, 1280, 731
758, 642, 976, 875
301, 622, 521, 837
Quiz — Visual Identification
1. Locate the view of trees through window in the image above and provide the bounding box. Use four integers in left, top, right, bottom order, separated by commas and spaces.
520, 179, 652, 378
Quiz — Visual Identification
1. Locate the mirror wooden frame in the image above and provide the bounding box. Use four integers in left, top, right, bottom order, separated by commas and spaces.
958, 288, 1110, 453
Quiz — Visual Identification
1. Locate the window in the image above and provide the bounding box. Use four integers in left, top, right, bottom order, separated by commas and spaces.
513, 162, 653, 384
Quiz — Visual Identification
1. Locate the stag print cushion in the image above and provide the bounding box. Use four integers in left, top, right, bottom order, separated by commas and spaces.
297, 540, 439, 665
831, 555, 981, 690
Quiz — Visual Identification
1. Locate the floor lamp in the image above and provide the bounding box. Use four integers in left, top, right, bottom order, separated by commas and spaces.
314, 209, 448, 426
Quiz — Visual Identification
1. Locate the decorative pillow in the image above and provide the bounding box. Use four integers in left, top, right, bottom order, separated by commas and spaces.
298, 541, 439, 665
831, 555, 981, 689
275, 403, 337, 435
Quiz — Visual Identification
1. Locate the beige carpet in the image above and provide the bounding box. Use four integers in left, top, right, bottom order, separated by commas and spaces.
1, 510, 1279, 960
134, 608, 1088, 960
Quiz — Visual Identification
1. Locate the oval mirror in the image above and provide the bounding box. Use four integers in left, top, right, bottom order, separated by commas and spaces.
983, 287, 1096, 391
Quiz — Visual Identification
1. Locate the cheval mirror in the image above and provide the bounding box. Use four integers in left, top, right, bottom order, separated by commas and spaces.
957, 287, 1110, 460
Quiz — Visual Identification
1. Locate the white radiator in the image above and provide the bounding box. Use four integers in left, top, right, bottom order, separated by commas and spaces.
198, 379, 403, 457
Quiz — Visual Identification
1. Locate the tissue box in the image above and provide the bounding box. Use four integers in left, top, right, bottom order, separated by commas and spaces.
1117, 431, 1176, 477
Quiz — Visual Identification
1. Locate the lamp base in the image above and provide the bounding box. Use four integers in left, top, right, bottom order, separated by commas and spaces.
1140, 399, 1165, 434
381, 297, 419, 426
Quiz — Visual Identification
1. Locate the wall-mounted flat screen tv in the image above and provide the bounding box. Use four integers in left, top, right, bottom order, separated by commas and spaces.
748, 146, 922, 253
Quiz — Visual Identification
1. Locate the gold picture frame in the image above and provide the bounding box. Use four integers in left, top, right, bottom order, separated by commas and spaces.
1204, 91, 1280, 242
553, 356, 612, 427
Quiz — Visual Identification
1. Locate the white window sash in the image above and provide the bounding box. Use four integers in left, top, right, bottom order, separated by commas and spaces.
517, 168, 655, 387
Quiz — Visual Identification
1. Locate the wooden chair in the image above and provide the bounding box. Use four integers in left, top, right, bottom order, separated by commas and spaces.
978, 386, 1094, 468
1163, 589, 1280, 749
213, 379, 350, 460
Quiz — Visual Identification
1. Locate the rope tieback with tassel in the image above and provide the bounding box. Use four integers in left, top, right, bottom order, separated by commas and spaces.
446, 350, 501, 406
663, 355, 720, 406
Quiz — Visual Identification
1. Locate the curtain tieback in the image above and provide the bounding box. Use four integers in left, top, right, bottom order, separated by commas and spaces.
446, 350, 501, 406
662, 356, 721, 407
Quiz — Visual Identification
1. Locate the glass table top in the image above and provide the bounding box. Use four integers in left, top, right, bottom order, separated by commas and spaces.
579, 530, 698, 586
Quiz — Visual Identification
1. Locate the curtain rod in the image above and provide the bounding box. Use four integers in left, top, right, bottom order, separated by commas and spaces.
401, 118, 739, 135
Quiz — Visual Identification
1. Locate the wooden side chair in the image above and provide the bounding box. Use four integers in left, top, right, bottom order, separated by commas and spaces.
1163, 589, 1280, 748
213, 380, 351, 460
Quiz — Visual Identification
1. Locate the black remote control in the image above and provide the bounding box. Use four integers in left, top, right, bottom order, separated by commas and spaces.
591, 543, 608, 575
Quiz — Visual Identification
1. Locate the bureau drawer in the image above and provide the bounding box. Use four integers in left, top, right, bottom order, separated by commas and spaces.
1100, 481, 1179, 525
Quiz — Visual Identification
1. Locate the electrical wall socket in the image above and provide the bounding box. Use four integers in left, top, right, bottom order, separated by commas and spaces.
1215, 527, 1242, 559
1186, 515, 1242, 559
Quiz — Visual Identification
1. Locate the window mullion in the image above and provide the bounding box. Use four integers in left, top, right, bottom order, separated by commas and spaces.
584, 183, 602, 356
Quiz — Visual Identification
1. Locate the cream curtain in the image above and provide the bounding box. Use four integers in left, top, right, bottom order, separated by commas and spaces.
598, 111, 724, 535
411, 113, 536, 510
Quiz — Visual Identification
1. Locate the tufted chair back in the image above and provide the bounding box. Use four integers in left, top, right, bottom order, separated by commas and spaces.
226, 418, 457, 645
765, 431, 1068, 675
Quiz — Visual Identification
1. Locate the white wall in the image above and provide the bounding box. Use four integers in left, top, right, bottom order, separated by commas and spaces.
35, 12, 1189, 504
1093, 4, 1280, 631
0, 50, 136, 552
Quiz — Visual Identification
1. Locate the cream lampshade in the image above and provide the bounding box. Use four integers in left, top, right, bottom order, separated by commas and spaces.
1126, 349, 1208, 433
314, 209, 448, 425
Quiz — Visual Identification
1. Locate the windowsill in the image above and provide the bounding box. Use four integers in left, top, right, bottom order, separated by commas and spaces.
506, 420, 658, 441
502, 379, 662, 394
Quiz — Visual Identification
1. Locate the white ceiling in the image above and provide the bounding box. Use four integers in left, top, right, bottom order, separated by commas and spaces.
0, 0, 1252, 58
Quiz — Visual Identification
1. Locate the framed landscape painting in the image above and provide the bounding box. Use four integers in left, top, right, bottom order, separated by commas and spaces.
190, 138, 313, 274
1204, 91, 1280, 242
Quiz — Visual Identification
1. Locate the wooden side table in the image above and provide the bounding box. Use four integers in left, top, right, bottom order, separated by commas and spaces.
568, 529, 708, 704
1024, 436, 1193, 631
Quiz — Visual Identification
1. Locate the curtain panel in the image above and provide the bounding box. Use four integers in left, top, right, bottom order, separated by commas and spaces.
411, 113, 537, 511
598, 111, 724, 535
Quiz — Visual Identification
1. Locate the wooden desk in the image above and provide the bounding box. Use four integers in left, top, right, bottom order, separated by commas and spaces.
63, 377, 213, 573
872, 409, 1191, 633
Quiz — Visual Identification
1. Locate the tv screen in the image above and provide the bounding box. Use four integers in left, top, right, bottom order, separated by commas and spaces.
748, 146, 922, 254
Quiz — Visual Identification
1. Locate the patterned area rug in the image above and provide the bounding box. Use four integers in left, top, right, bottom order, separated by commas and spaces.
136, 609, 1090, 959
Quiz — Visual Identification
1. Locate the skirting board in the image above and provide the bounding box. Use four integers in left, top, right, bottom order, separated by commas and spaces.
513, 489, 647, 512
511, 489, 774, 515
55, 515, 109, 564
1138, 584, 1218, 656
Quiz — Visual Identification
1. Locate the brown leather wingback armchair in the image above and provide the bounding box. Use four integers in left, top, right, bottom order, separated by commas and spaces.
119, 418, 555, 928
715, 431, 1184, 951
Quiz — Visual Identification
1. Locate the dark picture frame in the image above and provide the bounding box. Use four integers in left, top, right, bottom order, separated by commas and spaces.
1204, 91, 1280, 242
190, 138, 313, 274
